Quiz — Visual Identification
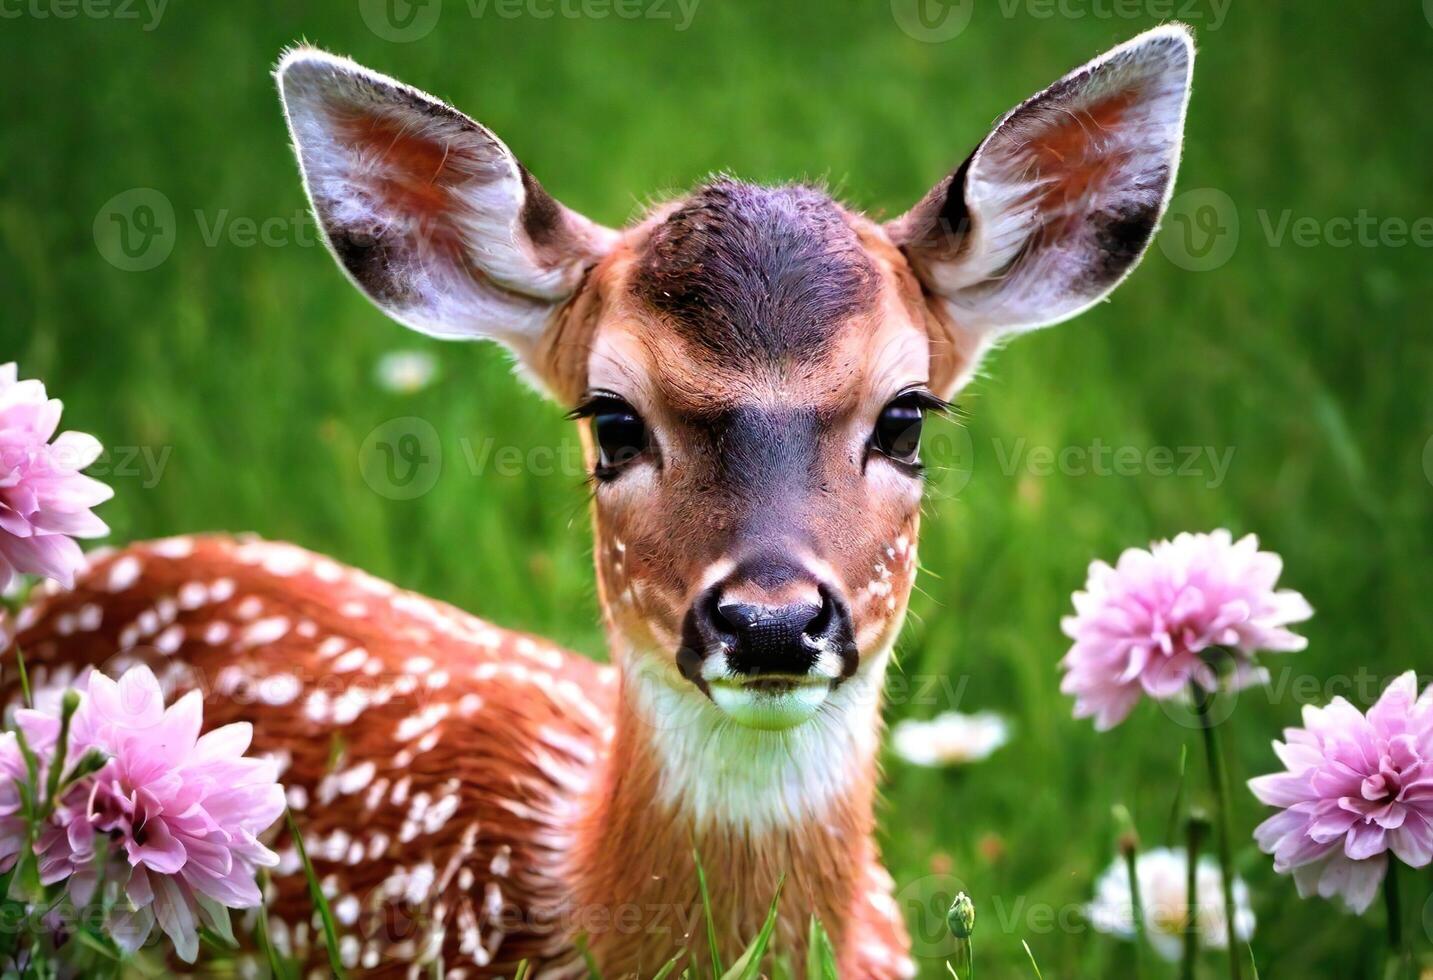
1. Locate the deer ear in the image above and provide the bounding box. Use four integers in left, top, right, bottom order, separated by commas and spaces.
887, 25, 1193, 396
276, 47, 617, 377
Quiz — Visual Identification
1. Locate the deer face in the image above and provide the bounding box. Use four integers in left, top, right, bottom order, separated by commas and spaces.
278, 26, 1193, 731
571, 183, 937, 729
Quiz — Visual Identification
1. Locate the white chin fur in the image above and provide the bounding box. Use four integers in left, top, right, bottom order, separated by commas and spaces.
624, 646, 892, 832
708, 680, 831, 731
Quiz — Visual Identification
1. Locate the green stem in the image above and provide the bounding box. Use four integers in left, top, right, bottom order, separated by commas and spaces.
1384, 863, 1408, 980
1122, 842, 1145, 979
1193, 684, 1243, 980
1182, 814, 1209, 980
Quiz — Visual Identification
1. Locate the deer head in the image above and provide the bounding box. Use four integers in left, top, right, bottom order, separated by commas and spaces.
277, 26, 1192, 748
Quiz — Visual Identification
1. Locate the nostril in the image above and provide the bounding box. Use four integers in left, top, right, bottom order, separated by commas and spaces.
803, 588, 836, 642
704, 592, 740, 642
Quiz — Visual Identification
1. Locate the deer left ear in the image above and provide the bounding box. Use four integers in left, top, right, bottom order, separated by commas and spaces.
887, 25, 1194, 396
276, 47, 617, 386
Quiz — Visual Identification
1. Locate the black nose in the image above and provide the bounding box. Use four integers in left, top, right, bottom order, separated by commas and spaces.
684, 580, 856, 678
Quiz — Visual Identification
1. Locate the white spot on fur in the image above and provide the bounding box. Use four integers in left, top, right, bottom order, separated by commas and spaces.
333, 648, 368, 673
241, 616, 290, 648
154, 625, 184, 655
177, 582, 208, 610
151, 536, 194, 559
259, 674, 302, 706
76, 603, 102, 632
106, 556, 141, 593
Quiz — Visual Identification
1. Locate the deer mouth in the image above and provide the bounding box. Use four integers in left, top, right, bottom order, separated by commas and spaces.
705, 673, 835, 731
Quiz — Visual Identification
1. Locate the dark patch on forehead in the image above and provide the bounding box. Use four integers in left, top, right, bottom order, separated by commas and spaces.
635, 179, 878, 362
714, 405, 822, 504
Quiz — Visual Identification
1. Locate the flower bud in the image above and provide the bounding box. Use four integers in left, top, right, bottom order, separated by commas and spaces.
948, 892, 975, 939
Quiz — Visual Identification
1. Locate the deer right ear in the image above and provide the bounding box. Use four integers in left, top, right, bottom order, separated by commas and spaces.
887, 25, 1194, 397
276, 47, 616, 379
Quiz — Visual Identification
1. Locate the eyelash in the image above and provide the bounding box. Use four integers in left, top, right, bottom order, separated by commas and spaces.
868, 388, 950, 474
570, 393, 650, 481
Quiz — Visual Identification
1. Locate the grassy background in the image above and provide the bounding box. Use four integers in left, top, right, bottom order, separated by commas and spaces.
4, 1, 1432, 975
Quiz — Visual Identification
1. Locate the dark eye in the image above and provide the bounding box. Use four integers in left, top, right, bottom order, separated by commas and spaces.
871, 394, 929, 466
587, 398, 647, 478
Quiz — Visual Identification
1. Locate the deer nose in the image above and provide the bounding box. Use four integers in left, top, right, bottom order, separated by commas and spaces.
687, 575, 856, 679
714, 599, 824, 673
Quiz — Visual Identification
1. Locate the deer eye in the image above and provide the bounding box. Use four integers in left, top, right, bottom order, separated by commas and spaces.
870, 393, 933, 467
584, 397, 648, 478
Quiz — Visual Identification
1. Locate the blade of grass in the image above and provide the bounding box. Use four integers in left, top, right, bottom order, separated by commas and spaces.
1165, 743, 1189, 846
286, 809, 345, 979
255, 870, 293, 980
693, 847, 723, 977
1022, 940, 1044, 980
651, 952, 686, 980
14, 645, 31, 710
805, 916, 838, 980
575, 933, 602, 979
719, 875, 785, 980
72, 928, 122, 962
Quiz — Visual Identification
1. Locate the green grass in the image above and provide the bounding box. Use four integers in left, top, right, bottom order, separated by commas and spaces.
4, 2, 1432, 976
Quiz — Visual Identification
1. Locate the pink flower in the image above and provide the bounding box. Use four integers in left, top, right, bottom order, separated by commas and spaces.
1060, 530, 1313, 730
1248, 671, 1433, 913
0, 363, 112, 590
0, 667, 285, 962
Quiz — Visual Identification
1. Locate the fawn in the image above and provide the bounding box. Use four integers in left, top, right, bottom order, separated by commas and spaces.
6, 25, 1193, 978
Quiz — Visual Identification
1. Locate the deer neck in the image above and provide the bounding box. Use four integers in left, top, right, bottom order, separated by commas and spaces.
568, 646, 889, 972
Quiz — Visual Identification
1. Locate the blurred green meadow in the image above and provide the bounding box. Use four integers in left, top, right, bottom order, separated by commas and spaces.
4, 0, 1433, 975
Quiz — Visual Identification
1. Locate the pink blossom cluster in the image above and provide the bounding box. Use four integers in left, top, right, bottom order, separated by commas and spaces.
1060, 530, 1313, 730
0, 666, 285, 961
0, 363, 112, 592
1249, 671, 1433, 912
